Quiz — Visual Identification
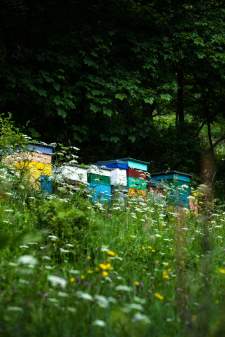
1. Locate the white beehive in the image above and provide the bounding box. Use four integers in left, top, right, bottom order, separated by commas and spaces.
110, 168, 127, 186
56, 165, 88, 184
88, 165, 111, 177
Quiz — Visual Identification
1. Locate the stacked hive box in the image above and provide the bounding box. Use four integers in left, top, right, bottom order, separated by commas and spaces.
4, 143, 54, 193
97, 158, 149, 199
87, 165, 112, 203
54, 165, 88, 186
150, 171, 192, 208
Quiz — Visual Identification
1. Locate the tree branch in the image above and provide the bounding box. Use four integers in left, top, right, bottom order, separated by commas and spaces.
212, 135, 225, 149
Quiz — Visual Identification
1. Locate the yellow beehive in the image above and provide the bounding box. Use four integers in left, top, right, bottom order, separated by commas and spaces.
128, 188, 147, 198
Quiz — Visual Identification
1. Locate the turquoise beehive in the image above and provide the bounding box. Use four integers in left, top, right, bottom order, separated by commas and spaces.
150, 171, 192, 208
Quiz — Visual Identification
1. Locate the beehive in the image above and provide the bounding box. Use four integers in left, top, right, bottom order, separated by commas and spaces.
4, 143, 54, 192
150, 171, 192, 208
97, 158, 149, 199
54, 165, 88, 185
110, 168, 127, 186
87, 165, 112, 203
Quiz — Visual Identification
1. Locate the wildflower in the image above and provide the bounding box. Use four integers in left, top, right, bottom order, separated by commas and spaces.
69, 269, 80, 275
67, 307, 77, 313
108, 296, 117, 304
95, 295, 109, 308
48, 298, 58, 304
125, 303, 144, 312
42, 255, 51, 261
106, 250, 117, 257
101, 271, 109, 277
70, 277, 76, 284
48, 235, 58, 241
101, 246, 109, 252
133, 281, 140, 286
162, 270, 170, 280
134, 296, 146, 304
93, 320, 106, 327
76, 291, 93, 301
154, 292, 164, 301
115, 285, 132, 292
7, 306, 23, 312
17, 255, 37, 267
58, 291, 68, 298
48, 275, 67, 288
218, 267, 225, 274
132, 313, 150, 324
99, 262, 112, 271
60, 248, 70, 254
19, 244, 29, 249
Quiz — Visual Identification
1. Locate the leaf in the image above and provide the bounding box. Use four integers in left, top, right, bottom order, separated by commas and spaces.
128, 135, 136, 143
143, 97, 154, 104
160, 94, 173, 103
90, 103, 99, 113
115, 93, 127, 101
53, 83, 61, 91
56, 108, 67, 118
103, 107, 113, 117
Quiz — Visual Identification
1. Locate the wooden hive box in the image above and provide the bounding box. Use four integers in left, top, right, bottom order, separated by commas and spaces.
87, 165, 111, 185
118, 158, 149, 171
89, 183, 112, 203
127, 177, 148, 190
4, 143, 54, 192
55, 165, 88, 185
110, 168, 127, 186
127, 168, 147, 180
97, 158, 149, 172
150, 171, 192, 208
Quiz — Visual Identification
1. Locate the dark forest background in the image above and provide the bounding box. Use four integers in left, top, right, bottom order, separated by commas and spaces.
1, 0, 225, 191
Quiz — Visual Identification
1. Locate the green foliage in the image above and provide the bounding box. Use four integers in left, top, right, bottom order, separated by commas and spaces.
1, 167, 225, 337
37, 197, 89, 242
2, 1, 225, 178
0, 115, 29, 154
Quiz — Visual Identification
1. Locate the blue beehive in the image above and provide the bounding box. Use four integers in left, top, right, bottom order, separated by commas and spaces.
97, 160, 128, 170
40, 175, 53, 193
150, 171, 192, 208
89, 183, 112, 203
97, 158, 149, 171
27, 144, 54, 155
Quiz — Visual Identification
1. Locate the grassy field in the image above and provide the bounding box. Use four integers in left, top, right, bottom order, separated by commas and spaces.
0, 166, 225, 337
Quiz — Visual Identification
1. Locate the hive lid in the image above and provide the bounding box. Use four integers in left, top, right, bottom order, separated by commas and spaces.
151, 171, 192, 178
118, 157, 150, 165
28, 143, 54, 154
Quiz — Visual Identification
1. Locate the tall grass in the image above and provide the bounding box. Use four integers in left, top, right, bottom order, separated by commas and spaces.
0, 118, 225, 336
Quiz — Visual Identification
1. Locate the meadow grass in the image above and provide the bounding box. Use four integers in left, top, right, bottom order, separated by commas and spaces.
0, 168, 225, 337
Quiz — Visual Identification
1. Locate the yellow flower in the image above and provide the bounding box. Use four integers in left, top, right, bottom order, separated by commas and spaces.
133, 281, 140, 286
147, 245, 156, 253
154, 292, 164, 301
106, 250, 117, 257
99, 262, 112, 271
218, 267, 225, 274
162, 270, 170, 280
70, 277, 76, 284
101, 271, 109, 277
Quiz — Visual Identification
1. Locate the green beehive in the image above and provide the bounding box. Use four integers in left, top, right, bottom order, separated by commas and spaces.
127, 177, 147, 190
87, 173, 111, 185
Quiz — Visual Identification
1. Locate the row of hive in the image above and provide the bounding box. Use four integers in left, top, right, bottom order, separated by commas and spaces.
4, 144, 192, 208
